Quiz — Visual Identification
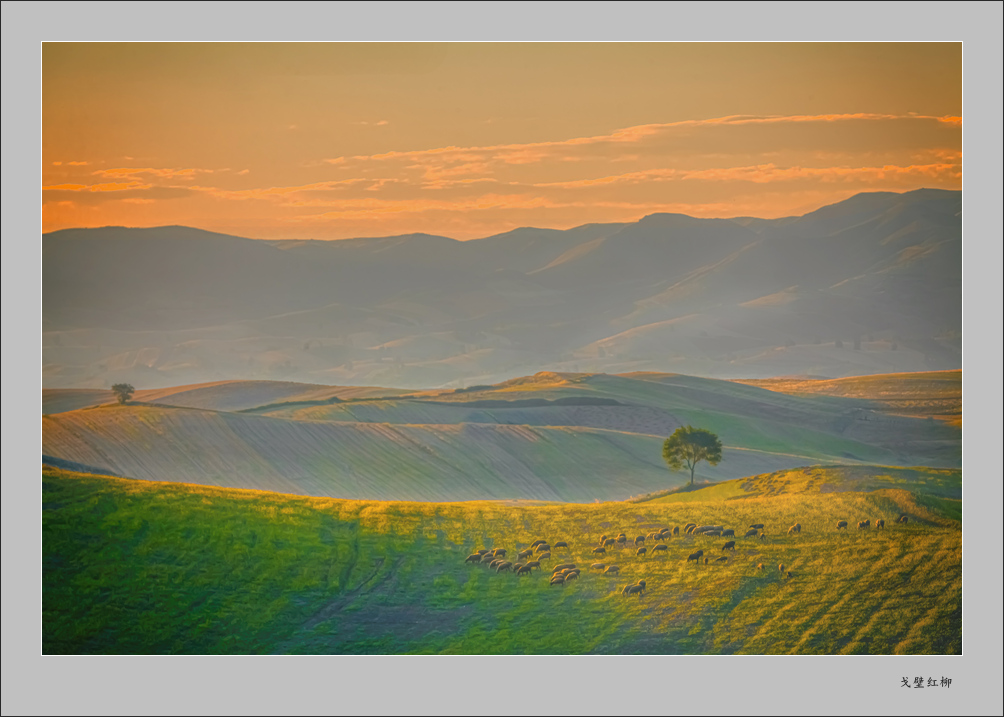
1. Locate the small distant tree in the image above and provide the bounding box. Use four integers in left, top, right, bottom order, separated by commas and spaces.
111, 383, 135, 405
662, 425, 723, 486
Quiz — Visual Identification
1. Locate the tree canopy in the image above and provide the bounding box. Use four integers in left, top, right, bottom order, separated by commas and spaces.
662, 425, 723, 485
111, 383, 135, 405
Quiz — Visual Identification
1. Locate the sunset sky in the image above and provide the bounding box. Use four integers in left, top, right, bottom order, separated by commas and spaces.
42, 42, 961, 240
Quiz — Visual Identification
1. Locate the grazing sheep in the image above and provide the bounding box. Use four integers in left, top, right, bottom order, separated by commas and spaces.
465, 553, 482, 564
756, 563, 764, 571
857, 520, 870, 530
489, 558, 504, 569
492, 548, 507, 558
651, 544, 668, 556
686, 550, 704, 564
635, 536, 645, 545
749, 523, 764, 530
553, 563, 575, 573
517, 549, 533, 561
684, 523, 697, 532
785, 571, 793, 578
496, 561, 513, 573
536, 551, 551, 562
836, 520, 848, 530
524, 560, 541, 572
715, 556, 728, 563
673, 526, 680, 536
593, 547, 607, 555
535, 544, 551, 554
636, 579, 647, 594
704, 557, 709, 564
479, 553, 495, 563
778, 563, 785, 573
591, 563, 606, 570
787, 526, 796, 536
529, 540, 545, 549
623, 584, 644, 597
564, 572, 579, 582
616, 534, 627, 544
549, 575, 565, 586
603, 565, 621, 575
553, 541, 568, 549
744, 529, 759, 538
875, 519, 885, 529
759, 532, 767, 541
598, 534, 608, 545
477, 549, 491, 555
603, 538, 616, 548
636, 547, 647, 557
511, 562, 524, 574
722, 540, 736, 552
684, 525, 696, 535
646, 532, 659, 540
792, 523, 801, 534
516, 565, 534, 577
898, 515, 909, 524
722, 529, 735, 538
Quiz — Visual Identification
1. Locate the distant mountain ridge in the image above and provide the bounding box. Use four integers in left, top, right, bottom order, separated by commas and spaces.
43, 188, 961, 389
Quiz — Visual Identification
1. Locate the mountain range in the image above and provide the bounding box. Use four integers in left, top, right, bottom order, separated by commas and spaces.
42, 188, 961, 389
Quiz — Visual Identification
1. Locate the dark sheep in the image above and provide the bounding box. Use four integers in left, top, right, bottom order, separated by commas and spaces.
524, 560, 541, 572
603, 565, 620, 575
536, 551, 551, 562
479, 553, 495, 563
591, 563, 606, 570
686, 550, 704, 564
511, 562, 524, 573
875, 519, 885, 529
492, 548, 507, 558
722, 540, 736, 551
651, 544, 668, 555
857, 520, 870, 529
744, 529, 759, 538
673, 526, 680, 536
623, 584, 644, 597
787, 526, 797, 536
535, 544, 551, 554
749, 523, 764, 530
778, 563, 785, 573
836, 520, 848, 530
549, 575, 565, 586
722, 529, 735, 538
792, 523, 801, 534
553, 541, 568, 549
517, 549, 533, 561
684, 523, 696, 532
636, 547, 647, 557
465, 553, 482, 564
489, 558, 504, 569
635, 536, 646, 545
529, 540, 546, 549
593, 547, 607, 555
603, 538, 616, 547
564, 571, 579, 582
477, 549, 491, 555
636, 579, 646, 593
553, 563, 575, 573
898, 515, 909, 524
598, 534, 608, 545
715, 556, 728, 562
759, 532, 767, 541
704, 557, 709, 564
616, 534, 627, 544
516, 564, 534, 576
785, 571, 794, 578
495, 561, 513, 573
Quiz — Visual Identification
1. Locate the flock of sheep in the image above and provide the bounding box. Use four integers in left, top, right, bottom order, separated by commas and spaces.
463, 513, 912, 596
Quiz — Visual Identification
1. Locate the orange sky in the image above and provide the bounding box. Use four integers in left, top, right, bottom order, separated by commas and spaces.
42, 42, 961, 239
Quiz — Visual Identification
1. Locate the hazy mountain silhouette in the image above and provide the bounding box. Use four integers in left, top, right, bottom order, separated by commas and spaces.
43, 189, 961, 389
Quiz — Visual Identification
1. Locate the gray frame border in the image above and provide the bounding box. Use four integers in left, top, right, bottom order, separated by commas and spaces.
4, 2, 1001, 715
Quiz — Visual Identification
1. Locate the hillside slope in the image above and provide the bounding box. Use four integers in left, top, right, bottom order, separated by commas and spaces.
42, 465, 961, 655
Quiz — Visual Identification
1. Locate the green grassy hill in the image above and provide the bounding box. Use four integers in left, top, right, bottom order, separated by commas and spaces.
43, 464, 961, 655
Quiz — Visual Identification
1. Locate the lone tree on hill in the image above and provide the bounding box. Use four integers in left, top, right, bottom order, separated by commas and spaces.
111, 383, 135, 405
663, 425, 723, 486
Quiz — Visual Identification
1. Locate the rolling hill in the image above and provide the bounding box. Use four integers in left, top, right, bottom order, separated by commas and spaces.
43, 189, 960, 389
42, 464, 961, 654
41, 370, 961, 502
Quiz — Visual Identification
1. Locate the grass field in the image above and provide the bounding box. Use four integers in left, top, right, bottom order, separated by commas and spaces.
43, 464, 961, 655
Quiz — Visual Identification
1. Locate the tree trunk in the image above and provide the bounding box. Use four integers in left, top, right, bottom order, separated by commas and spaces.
690, 463, 695, 486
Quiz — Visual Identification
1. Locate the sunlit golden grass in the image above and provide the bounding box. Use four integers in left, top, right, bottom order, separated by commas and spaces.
43, 464, 960, 655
